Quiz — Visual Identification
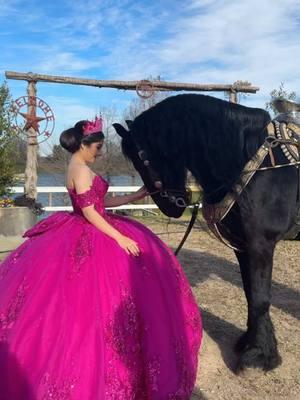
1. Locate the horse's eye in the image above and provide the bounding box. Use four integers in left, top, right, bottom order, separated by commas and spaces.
138, 150, 148, 161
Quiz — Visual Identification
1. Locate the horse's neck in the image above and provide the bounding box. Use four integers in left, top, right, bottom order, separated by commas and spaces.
186, 158, 227, 203
185, 131, 246, 203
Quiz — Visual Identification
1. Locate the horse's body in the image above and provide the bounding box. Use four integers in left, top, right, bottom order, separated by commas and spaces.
113, 94, 300, 371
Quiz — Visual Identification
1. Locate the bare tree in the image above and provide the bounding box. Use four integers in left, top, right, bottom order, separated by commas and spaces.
266, 82, 297, 116
123, 76, 171, 121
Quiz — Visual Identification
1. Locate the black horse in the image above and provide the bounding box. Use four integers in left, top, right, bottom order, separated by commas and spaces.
113, 94, 300, 372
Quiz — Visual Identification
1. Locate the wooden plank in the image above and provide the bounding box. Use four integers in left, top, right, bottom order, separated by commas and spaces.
5, 71, 259, 93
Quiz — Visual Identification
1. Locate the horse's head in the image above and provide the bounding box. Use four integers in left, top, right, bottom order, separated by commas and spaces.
113, 121, 189, 218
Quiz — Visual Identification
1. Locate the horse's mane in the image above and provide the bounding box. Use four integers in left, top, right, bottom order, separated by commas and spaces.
129, 94, 272, 202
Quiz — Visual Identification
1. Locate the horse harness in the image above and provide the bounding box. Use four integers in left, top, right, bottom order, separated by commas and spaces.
133, 117, 300, 254
202, 120, 300, 251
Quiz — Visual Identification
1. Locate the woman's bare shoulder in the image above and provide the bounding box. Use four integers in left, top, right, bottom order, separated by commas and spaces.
67, 163, 93, 190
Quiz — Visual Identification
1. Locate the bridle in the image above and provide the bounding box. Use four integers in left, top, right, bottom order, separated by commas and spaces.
135, 145, 199, 255
136, 148, 191, 208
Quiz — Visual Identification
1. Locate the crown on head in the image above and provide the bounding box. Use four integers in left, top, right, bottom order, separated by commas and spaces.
83, 116, 103, 136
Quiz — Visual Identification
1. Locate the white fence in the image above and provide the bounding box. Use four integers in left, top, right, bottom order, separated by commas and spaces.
11, 186, 159, 213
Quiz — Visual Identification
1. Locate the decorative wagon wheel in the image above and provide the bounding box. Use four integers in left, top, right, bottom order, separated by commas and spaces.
136, 80, 156, 99
10, 96, 55, 144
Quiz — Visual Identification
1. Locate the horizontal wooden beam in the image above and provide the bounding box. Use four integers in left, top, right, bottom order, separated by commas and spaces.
5, 71, 259, 94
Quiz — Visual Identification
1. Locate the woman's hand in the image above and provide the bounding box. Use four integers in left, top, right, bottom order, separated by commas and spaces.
133, 185, 148, 201
117, 235, 140, 256
104, 186, 149, 208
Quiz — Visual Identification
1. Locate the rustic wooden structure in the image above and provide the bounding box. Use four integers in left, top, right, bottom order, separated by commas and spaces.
5, 70, 260, 200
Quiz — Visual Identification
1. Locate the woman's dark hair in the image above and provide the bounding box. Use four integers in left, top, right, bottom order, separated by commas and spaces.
60, 120, 104, 153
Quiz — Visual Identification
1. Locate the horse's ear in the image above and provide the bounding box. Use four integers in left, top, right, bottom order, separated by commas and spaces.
125, 120, 133, 129
112, 123, 129, 139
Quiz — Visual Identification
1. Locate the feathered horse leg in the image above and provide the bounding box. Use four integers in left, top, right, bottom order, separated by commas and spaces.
234, 242, 282, 372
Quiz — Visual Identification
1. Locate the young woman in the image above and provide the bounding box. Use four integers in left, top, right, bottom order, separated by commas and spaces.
0, 117, 202, 399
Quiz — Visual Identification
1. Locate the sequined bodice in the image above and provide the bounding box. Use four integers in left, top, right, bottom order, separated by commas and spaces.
67, 175, 109, 216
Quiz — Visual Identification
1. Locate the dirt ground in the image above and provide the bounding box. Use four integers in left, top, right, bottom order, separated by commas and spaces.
143, 216, 300, 400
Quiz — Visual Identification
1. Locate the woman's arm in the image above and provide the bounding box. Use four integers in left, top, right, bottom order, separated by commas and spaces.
82, 207, 140, 256
82, 206, 123, 241
74, 168, 140, 256
104, 186, 148, 208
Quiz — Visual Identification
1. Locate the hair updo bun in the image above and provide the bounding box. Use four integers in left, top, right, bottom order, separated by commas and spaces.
59, 120, 104, 153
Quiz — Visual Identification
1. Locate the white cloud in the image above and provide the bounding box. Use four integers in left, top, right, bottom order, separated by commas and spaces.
35, 52, 103, 74
118, 0, 300, 106
1, 0, 300, 112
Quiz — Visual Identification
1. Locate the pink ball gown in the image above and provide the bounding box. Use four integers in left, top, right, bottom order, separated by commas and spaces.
0, 175, 202, 399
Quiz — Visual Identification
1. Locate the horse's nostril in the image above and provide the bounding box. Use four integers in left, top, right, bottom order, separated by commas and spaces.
144, 160, 150, 166
155, 181, 162, 189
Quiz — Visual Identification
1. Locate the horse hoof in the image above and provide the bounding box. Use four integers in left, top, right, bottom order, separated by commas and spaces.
236, 366, 262, 379
236, 347, 282, 372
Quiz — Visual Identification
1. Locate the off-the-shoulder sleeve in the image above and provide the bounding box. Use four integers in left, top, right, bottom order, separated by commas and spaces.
74, 187, 98, 209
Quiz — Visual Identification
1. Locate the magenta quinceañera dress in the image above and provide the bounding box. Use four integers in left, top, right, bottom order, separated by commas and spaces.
0, 175, 202, 400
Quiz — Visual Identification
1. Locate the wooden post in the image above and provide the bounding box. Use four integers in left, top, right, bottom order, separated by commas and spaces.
24, 81, 38, 200
229, 90, 238, 103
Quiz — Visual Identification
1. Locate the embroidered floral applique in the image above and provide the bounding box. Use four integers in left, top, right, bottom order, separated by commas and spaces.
41, 372, 79, 400
105, 291, 143, 359
104, 291, 148, 398
75, 188, 98, 209
103, 290, 167, 398
147, 355, 162, 392
67, 176, 112, 220
0, 277, 29, 340
68, 226, 93, 278
168, 337, 197, 399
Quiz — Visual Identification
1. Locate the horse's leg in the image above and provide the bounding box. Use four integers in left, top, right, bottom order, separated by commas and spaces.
234, 251, 251, 352
237, 238, 282, 371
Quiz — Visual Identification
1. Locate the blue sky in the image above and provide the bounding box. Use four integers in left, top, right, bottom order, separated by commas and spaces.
1, 0, 300, 154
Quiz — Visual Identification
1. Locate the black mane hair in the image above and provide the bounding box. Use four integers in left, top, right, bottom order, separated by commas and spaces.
129, 94, 271, 202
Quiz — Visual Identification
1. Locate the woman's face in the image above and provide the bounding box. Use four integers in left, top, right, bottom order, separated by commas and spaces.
82, 140, 104, 163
